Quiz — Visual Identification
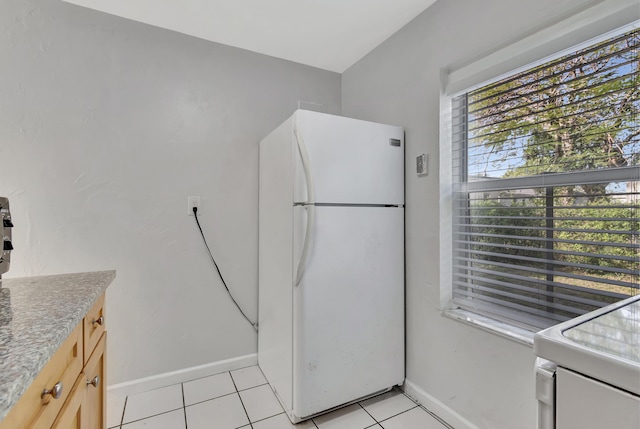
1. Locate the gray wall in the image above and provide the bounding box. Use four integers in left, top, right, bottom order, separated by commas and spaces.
0, 0, 340, 385
341, 0, 598, 428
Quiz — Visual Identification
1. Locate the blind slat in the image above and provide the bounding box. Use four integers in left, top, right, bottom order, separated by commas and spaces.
456, 166, 639, 192
469, 77, 637, 130
456, 248, 639, 276
456, 222, 639, 237
452, 264, 628, 300
453, 272, 608, 308
453, 281, 589, 315
453, 289, 572, 325
454, 256, 638, 290
453, 231, 639, 250
468, 54, 638, 115
467, 31, 638, 102
454, 239, 639, 263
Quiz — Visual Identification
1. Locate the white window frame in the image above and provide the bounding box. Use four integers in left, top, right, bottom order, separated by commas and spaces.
439, 0, 640, 343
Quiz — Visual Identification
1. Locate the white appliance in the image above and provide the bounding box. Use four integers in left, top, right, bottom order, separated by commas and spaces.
534, 295, 640, 429
258, 109, 405, 423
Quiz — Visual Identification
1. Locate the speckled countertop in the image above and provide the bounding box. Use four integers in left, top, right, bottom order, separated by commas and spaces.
0, 271, 115, 421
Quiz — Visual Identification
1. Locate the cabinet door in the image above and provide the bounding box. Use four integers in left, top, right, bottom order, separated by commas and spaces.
51, 333, 106, 429
82, 333, 106, 429
50, 376, 84, 429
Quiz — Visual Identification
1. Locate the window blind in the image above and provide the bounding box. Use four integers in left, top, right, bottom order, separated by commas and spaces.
451, 28, 639, 330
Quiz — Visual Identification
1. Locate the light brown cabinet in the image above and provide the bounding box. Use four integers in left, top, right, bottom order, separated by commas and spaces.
0, 294, 107, 429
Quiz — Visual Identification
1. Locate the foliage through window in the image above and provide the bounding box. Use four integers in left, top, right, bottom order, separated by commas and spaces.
451, 28, 639, 330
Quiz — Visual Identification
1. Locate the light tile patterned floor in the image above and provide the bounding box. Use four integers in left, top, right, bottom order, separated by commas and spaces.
108, 366, 452, 429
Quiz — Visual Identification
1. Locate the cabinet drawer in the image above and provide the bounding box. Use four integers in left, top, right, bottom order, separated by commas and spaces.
83, 294, 105, 364
0, 323, 83, 429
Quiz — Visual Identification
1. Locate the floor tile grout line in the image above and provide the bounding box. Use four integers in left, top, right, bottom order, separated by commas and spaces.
357, 401, 379, 424
247, 410, 300, 426
376, 405, 420, 425
119, 406, 185, 426
181, 383, 188, 429
250, 412, 286, 425
237, 381, 269, 393
236, 392, 254, 428
182, 364, 263, 388
119, 396, 127, 429
230, 371, 254, 429
184, 390, 239, 407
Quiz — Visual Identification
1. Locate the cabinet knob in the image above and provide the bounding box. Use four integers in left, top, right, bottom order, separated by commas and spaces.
86, 376, 100, 388
41, 382, 63, 400
91, 316, 104, 326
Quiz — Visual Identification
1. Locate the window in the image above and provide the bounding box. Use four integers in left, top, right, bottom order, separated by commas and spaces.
451, 28, 639, 331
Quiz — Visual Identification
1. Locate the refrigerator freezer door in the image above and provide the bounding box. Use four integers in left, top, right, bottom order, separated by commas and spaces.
292, 206, 404, 418
293, 110, 404, 205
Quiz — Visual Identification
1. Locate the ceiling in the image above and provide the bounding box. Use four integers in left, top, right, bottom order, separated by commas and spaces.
61, 0, 437, 73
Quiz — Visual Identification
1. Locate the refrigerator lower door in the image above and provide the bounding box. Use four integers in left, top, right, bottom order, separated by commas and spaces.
292, 206, 404, 419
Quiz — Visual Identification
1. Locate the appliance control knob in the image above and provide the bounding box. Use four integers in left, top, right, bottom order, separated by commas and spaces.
3, 241, 13, 251
2, 219, 13, 228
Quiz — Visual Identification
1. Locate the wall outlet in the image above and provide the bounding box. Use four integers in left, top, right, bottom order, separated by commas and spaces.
188, 196, 201, 216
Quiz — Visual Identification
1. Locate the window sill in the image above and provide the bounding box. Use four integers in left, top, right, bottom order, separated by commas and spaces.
442, 308, 535, 347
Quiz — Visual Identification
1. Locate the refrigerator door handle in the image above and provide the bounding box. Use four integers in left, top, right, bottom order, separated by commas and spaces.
294, 116, 316, 205
294, 117, 316, 286
295, 205, 315, 286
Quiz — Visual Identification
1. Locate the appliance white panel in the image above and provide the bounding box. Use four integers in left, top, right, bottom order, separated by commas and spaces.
293, 110, 404, 205
258, 116, 294, 411
292, 206, 404, 418
556, 367, 640, 429
534, 295, 640, 397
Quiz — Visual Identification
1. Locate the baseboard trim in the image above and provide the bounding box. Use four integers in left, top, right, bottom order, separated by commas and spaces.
107, 353, 257, 398
403, 379, 480, 429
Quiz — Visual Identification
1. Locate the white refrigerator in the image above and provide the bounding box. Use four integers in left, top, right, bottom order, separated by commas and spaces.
258, 109, 405, 423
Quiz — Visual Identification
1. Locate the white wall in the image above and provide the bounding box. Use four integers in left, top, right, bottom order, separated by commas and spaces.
0, 0, 340, 385
341, 1, 601, 428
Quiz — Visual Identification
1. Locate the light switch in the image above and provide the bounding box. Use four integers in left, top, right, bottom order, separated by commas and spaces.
417, 154, 428, 176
